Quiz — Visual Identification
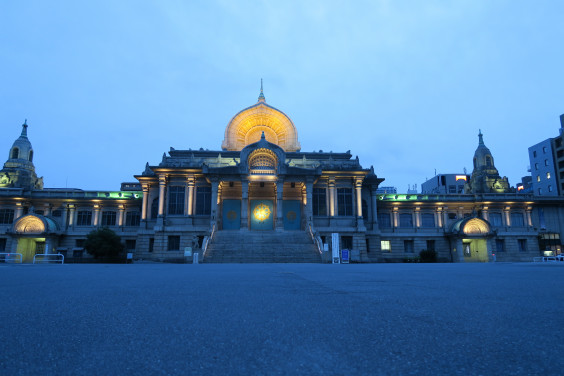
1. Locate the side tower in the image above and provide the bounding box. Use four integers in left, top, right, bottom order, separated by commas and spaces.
468, 130, 510, 193
0, 121, 43, 190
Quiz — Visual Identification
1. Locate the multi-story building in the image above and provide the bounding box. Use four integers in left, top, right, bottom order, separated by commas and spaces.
1, 87, 564, 262
528, 114, 564, 196
421, 174, 470, 194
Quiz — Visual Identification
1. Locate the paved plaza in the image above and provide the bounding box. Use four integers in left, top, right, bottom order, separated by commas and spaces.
1, 262, 563, 375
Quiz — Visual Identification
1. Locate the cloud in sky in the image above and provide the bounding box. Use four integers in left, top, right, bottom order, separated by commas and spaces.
1, 1, 563, 191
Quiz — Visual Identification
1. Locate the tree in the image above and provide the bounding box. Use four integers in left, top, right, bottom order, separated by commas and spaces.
84, 227, 124, 259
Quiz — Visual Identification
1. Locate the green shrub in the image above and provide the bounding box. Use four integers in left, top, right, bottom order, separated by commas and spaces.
84, 227, 124, 259
419, 249, 437, 263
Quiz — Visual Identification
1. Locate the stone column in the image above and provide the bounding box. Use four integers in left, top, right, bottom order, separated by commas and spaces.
14, 202, 23, 220
415, 207, 421, 228
276, 180, 284, 230
158, 174, 167, 217
68, 205, 75, 229
503, 206, 511, 227
62, 205, 69, 229
93, 204, 101, 227
43, 203, 51, 217
526, 207, 533, 227
118, 205, 125, 227
328, 178, 336, 217
481, 206, 489, 222
210, 178, 219, 223
455, 238, 464, 262
436, 207, 443, 228
305, 180, 313, 224
141, 184, 149, 221
370, 187, 378, 225
392, 206, 399, 228
186, 175, 195, 216
442, 207, 449, 228
241, 179, 249, 229
354, 177, 363, 217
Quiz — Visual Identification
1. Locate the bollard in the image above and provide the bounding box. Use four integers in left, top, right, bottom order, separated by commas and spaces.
193, 252, 199, 264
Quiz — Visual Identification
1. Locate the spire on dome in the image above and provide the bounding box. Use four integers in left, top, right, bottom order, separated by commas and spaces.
261, 131, 265, 140
478, 129, 484, 146
258, 78, 265, 102
21, 119, 28, 137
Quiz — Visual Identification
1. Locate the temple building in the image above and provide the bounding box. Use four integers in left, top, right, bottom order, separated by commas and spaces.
1, 86, 564, 263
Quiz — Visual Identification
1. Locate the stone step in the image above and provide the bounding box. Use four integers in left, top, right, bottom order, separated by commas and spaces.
204, 230, 321, 263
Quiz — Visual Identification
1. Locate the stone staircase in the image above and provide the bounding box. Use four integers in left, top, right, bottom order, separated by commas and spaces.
204, 230, 322, 263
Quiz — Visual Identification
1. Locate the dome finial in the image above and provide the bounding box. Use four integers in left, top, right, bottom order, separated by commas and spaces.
258, 78, 265, 102
478, 129, 484, 146
21, 119, 28, 137
261, 131, 265, 140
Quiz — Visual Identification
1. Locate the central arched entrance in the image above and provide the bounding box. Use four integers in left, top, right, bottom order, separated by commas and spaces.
449, 217, 493, 262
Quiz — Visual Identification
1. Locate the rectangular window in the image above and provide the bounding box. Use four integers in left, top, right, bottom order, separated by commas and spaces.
399, 213, 413, 228
538, 188, 543, 195
52, 210, 62, 217
547, 172, 551, 179
168, 235, 180, 251
76, 211, 92, 226
533, 150, 537, 158
404, 240, 414, 253
543, 146, 547, 153
125, 239, 136, 250
377, 213, 391, 228
312, 188, 327, 216
125, 211, 141, 227
510, 213, 524, 227
495, 239, 505, 252
535, 163, 539, 170
168, 186, 185, 215
337, 188, 353, 216
0, 238, 6, 252
0, 209, 15, 225
457, 185, 464, 193
548, 185, 553, 192
341, 236, 353, 250
489, 213, 502, 227
421, 213, 435, 228
518, 239, 527, 252
448, 185, 456, 193
149, 238, 154, 253
381, 240, 391, 252
545, 159, 549, 166
101, 211, 117, 226
448, 213, 457, 220
426, 240, 435, 251
195, 186, 211, 215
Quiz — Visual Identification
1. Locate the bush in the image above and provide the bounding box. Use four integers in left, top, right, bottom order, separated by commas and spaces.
419, 249, 437, 263
84, 227, 124, 259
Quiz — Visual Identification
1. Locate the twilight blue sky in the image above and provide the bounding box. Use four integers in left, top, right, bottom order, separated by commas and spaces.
1, 1, 563, 192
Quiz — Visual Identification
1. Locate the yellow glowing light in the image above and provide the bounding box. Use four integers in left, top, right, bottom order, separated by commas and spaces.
253, 203, 271, 222
456, 175, 467, 181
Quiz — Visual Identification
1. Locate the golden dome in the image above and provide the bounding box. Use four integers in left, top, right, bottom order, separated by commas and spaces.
221, 86, 300, 152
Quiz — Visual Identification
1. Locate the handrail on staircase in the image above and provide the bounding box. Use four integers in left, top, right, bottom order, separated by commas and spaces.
202, 221, 216, 257
307, 221, 323, 255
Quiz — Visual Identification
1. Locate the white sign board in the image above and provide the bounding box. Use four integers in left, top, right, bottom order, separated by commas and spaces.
332, 233, 340, 264
184, 247, 192, 257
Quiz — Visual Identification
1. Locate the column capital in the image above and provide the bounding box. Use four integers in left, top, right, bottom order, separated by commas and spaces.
186, 175, 196, 186
141, 183, 150, 192
118, 204, 125, 211
158, 174, 168, 184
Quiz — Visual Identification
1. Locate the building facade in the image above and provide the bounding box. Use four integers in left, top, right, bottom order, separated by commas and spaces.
2, 89, 564, 262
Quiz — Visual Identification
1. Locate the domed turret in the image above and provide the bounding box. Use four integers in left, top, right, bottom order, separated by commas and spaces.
468, 130, 510, 194
221, 81, 301, 152
0, 121, 43, 190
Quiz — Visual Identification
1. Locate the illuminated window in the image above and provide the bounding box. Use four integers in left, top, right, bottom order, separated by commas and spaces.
381, 240, 391, 252
249, 149, 277, 175
168, 186, 185, 215
537, 175, 541, 182
312, 188, 327, 216
399, 213, 413, 228
101, 211, 117, 226
546, 172, 551, 179
0, 209, 15, 225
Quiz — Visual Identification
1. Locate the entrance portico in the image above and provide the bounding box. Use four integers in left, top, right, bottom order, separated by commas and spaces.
449, 217, 494, 262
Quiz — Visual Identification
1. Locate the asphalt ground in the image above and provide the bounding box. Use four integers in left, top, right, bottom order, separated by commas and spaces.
1, 262, 563, 376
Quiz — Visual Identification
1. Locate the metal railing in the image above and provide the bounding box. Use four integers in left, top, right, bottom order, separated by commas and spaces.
0, 253, 23, 263
202, 222, 216, 257
307, 222, 323, 255
33, 253, 65, 264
